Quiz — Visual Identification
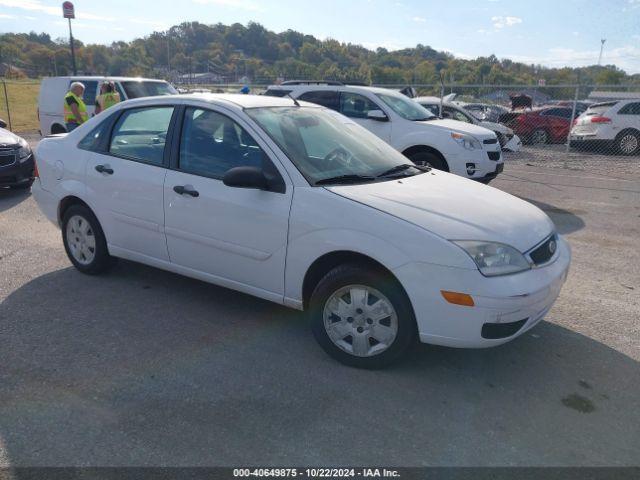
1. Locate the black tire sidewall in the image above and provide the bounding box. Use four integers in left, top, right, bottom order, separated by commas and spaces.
61, 205, 113, 275
408, 151, 447, 171
309, 264, 417, 369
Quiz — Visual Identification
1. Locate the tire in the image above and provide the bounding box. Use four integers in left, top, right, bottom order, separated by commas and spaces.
616, 130, 640, 156
309, 263, 417, 369
9, 179, 34, 190
61, 204, 115, 275
51, 124, 67, 134
407, 150, 448, 171
528, 129, 549, 145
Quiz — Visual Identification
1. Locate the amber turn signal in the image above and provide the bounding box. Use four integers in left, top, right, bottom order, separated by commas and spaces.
441, 290, 475, 307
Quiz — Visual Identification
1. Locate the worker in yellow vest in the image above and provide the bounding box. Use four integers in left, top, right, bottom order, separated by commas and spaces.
95, 81, 121, 115
63, 82, 88, 132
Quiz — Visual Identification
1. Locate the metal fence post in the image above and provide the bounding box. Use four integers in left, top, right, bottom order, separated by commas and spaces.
565, 85, 580, 156
1, 79, 12, 131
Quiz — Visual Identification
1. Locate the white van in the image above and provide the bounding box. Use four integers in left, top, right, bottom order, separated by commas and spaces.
38, 76, 178, 135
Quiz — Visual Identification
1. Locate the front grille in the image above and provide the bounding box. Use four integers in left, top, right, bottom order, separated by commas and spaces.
0, 175, 16, 184
0, 147, 16, 167
528, 233, 558, 266
487, 151, 501, 161
483, 138, 498, 144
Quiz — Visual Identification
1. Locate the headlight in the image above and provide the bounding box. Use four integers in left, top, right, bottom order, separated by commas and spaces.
453, 241, 531, 276
451, 132, 482, 150
17, 139, 31, 163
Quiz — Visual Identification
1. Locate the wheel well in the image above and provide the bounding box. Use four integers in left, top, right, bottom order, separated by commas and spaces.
302, 251, 400, 310
58, 196, 91, 225
616, 128, 640, 139
51, 123, 67, 134
402, 145, 449, 172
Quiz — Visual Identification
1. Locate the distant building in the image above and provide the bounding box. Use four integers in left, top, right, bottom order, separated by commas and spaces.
587, 91, 640, 102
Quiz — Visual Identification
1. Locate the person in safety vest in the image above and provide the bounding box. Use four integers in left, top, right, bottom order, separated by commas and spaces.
95, 81, 121, 115
63, 82, 88, 132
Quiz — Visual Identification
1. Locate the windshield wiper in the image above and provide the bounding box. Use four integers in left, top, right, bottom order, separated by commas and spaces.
315, 174, 376, 186
413, 117, 436, 121
376, 164, 418, 178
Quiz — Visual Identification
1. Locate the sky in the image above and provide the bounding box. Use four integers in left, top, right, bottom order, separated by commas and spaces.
1, 0, 639, 73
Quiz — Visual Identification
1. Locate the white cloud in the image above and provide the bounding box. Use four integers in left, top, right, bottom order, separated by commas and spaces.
491, 15, 522, 29
412, 16, 426, 23
0, 0, 116, 21
192, 0, 263, 11
0, 13, 16, 19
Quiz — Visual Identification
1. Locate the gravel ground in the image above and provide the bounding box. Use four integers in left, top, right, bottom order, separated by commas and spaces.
0, 142, 639, 467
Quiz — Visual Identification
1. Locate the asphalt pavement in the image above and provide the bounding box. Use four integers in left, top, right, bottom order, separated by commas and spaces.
0, 147, 639, 466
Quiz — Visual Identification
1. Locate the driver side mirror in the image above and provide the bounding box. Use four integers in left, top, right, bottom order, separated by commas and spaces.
0, 119, 7, 129
367, 110, 388, 122
223, 166, 268, 191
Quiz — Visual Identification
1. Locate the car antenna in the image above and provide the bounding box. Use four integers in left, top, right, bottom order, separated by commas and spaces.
287, 93, 300, 107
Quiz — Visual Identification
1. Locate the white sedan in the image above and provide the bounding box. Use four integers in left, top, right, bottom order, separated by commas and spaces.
32, 94, 570, 368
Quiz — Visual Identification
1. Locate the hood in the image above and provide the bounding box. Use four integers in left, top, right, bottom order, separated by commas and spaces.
0, 128, 21, 146
416, 118, 496, 140
328, 171, 554, 253
479, 120, 510, 134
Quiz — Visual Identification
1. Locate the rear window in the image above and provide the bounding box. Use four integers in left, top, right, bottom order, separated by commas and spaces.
264, 89, 293, 98
585, 102, 617, 116
121, 81, 177, 99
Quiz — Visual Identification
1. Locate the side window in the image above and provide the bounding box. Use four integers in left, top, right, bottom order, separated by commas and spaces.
619, 103, 640, 115
544, 108, 572, 119
69, 80, 98, 106
452, 109, 472, 123
339, 92, 381, 119
109, 106, 174, 165
421, 104, 439, 116
115, 82, 126, 100
178, 107, 266, 179
298, 91, 340, 111
78, 112, 116, 152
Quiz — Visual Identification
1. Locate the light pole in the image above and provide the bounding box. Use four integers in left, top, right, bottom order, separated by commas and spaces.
597, 39, 606, 66
62, 2, 77, 75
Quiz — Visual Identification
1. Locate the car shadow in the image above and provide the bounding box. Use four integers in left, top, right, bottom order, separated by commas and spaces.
0, 261, 638, 466
517, 197, 586, 235
0, 188, 30, 214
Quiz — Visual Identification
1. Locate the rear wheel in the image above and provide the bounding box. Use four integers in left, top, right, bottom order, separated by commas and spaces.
616, 131, 640, 156
407, 150, 447, 171
61, 204, 115, 275
309, 264, 417, 369
529, 128, 549, 145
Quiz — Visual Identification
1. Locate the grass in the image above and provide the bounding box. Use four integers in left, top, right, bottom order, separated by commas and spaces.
0, 80, 41, 133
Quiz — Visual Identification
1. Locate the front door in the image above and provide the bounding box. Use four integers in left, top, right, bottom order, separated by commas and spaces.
84, 105, 174, 261
339, 91, 392, 142
163, 106, 292, 301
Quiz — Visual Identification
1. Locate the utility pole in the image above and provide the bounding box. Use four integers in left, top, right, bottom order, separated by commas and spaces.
62, 2, 78, 75
597, 39, 606, 66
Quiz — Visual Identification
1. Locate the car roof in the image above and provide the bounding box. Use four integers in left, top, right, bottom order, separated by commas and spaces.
43, 76, 169, 83
113, 93, 307, 110
267, 83, 406, 97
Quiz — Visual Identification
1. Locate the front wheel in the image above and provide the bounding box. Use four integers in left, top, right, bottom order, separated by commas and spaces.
407, 151, 447, 171
61, 204, 115, 275
528, 129, 549, 145
309, 264, 417, 369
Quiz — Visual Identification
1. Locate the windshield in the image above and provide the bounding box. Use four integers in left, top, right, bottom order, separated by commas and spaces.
121, 81, 177, 99
375, 93, 435, 121
246, 106, 422, 185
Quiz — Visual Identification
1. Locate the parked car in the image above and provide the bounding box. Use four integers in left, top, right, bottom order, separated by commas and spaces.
265, 82, 504, 183
38, 76, 178, 135
549, 100, 592, 117
0, 118, 35, 189
461, 103, 510, 123
570, 100, 640, 155
415, 96, 522, 152
32, 93, 570, 368
499, 106, 575, 145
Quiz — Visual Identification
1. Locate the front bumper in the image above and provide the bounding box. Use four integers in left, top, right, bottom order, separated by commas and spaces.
0, 154, 34, 187
447, 146, 504, 180
393, 236, 571, 348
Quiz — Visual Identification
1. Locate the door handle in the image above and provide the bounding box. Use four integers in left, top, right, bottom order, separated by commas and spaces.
173, 185, 199, 197
95, 164, 114, 175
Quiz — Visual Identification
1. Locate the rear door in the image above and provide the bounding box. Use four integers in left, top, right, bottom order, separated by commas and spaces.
163, 105, 292, 301
84, 105, 176, 260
